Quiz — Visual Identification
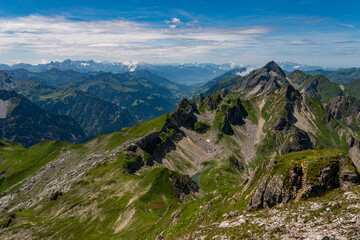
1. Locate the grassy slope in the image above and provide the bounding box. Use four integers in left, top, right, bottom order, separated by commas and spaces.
0, 109, 248, 239
0, 113, 168, 194
299, 75, 344, 99
0, 140, 74, 193
344, 79, 360, 100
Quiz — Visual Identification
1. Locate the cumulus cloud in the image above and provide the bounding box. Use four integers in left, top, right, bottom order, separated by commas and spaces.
165, 17, 182, 24
0, 15, 273, 61
171, 18, 181, 24
165, 17, 184, 28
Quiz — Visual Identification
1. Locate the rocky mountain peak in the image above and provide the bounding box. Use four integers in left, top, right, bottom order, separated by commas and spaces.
167, 98, 198, 128
232, 61, 290, 99
263, 61, 286, 77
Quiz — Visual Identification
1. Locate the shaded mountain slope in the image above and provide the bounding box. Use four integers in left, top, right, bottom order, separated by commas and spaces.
56, 71, 179, 122
125, 70, 191, 98
37, 88, 134, 136
0, 90, 86, 147
0, 71, 135, 137
203, 75, 244, 97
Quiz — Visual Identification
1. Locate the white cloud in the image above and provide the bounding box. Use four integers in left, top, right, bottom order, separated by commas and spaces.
339, 23, 355, 28
122, 60, 138, 71
2, 15, 358, 67
165, 17, 183, 28
237, 67, 255, 77
171, 18, 181, 24
0, 15, 273, 62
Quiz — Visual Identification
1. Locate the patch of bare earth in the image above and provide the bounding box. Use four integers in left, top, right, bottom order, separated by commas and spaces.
162, 128, 219, 175
114, 208, 135, 233
232, 99, 265, 163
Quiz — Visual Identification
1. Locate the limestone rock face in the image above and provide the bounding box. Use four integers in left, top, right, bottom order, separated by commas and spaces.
263, 175, 290, 208
247, 151, 360, 211
168, 98, 198, 128
136, 131, 162, 155
247, 176, 268, 211
248, 174, 293, 211
227, 98, 248, 125
270, 86, 313, 154
308, 164, 340, 197
326, 96, 360, 125
205, 94, 222, 110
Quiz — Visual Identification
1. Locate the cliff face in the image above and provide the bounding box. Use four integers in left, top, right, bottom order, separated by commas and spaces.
248, 150, 360, 211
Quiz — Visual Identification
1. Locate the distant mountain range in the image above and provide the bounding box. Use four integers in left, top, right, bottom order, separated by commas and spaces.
0, 68, 189, 146
278, 61, 338, 71
2, 59, 356, 85
304, 68, 360, 84
0, 59, 237, 85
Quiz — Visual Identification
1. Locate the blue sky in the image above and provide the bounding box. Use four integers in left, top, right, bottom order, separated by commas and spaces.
0, 0, 359, 67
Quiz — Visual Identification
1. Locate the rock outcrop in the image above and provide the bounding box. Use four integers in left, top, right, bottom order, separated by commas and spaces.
167, 98, 198, 129
168, 171, 199, 200
248, 150, 360, 211
227, 98, 248, 125
325, 96, 360, 126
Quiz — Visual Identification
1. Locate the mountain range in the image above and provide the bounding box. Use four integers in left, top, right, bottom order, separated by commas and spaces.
2, 59, 357, 85
0, 61, 359, 239
0, 60, 236, 85
0, 68, 193, 146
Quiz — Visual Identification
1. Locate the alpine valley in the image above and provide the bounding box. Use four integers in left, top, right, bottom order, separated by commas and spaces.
0, 61, 360, 240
